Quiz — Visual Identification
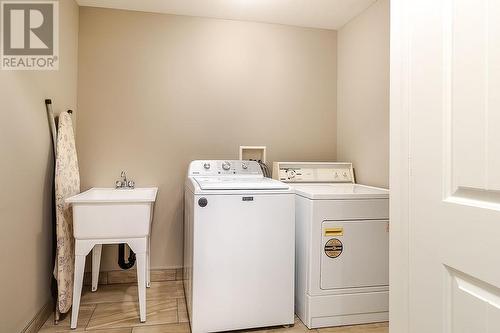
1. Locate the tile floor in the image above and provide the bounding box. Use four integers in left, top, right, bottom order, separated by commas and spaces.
39, 281, 388, 333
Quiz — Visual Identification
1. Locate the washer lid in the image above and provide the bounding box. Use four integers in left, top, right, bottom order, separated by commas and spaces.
293, 183, 389, 199
194, 177, 290, 190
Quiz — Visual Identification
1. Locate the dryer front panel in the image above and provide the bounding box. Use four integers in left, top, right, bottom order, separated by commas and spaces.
320, 220, 389, 290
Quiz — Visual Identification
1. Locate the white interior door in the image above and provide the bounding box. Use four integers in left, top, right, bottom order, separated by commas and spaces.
390, 0, 500, 332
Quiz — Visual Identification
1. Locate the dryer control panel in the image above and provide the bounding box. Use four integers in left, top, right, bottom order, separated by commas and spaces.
272, 162, 354, 183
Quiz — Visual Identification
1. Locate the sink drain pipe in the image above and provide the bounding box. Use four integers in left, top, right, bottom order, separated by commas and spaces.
118, 244, 136, 269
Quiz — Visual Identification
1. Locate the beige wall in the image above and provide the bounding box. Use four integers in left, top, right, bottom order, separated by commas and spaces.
0, 0, 79, 331
337, 0, 390, 188
77, 7, 337, 270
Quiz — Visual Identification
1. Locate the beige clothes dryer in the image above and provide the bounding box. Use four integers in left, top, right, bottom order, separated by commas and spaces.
273, 162, 389, 329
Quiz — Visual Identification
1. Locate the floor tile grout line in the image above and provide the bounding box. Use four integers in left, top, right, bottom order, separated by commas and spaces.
78, 297, 180, 331
178, 294, 183, 325
84, 303, 98, 331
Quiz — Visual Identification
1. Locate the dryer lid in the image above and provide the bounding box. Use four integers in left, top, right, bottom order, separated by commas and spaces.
194, 177, 290, 190
292, 183, 389, 199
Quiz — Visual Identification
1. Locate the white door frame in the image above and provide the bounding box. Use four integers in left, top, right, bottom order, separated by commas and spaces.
389, 0, 411, 331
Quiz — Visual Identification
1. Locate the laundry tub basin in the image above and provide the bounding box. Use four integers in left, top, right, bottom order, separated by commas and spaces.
66, 187, 158, 239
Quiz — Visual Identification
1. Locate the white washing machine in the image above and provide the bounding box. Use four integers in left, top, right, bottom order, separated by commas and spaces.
273, 162, 389, 329
184, 160, 295, 333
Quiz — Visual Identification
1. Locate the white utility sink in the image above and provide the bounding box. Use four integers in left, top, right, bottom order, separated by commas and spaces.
67, 187, 158, 239
66, 187, 158, 328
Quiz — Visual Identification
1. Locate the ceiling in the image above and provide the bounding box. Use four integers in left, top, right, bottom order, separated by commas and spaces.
75, 0, 377, 30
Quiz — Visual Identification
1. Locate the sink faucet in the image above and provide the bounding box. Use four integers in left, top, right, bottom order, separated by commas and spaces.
120, 171, 127, 184
115, 171, 135, 189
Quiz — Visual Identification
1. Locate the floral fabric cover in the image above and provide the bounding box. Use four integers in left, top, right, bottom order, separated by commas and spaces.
54, 112, 80, 314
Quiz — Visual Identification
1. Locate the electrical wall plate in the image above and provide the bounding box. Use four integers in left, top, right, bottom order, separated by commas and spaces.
239, 146, 267, 163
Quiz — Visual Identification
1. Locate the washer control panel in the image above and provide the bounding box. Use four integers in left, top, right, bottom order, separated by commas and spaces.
272, 162, 354, 183
189, 160, 262, 177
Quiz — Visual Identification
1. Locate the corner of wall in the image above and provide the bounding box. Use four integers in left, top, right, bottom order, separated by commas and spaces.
335, 0, 390, 188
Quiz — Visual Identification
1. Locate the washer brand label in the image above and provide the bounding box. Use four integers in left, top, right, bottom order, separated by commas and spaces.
325, 238, 343, 258
242, 196, 254, 201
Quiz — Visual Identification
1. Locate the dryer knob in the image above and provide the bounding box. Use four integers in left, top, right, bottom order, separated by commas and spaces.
222, 161, 231, 170
286, 169, 296, 179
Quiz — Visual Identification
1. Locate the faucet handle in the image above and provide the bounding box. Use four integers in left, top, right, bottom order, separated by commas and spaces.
127, 180, 135, 189
115, 180, 123, 188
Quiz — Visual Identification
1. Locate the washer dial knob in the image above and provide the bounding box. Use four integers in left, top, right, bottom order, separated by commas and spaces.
203, 162, 211, 170
222, 161, 231, 171
242, 162, 248, 170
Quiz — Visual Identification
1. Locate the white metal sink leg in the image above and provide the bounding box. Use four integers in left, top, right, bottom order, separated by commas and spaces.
128, 237, 147, 322
70, 254, 86, 329
92, 244, 102, 292
71, 238, 148, 329
136, 252, 147, 322
146, 236, 151, 288
71, 239, 93, 329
